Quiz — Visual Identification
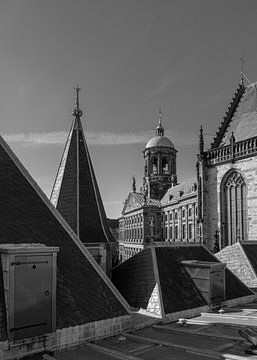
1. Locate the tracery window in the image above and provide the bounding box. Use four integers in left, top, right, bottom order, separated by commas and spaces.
221, 171, 247, 246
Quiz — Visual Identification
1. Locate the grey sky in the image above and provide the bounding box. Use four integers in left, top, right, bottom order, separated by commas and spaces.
0, 0, 257, 217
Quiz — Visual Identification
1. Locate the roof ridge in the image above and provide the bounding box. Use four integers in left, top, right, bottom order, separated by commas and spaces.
211, 83, 246, 149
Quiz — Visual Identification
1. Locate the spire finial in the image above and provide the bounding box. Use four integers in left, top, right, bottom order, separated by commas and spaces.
72, 85, 83, 118
240, 56, 245, 85
158, 108, 162, 125
199, 125, 204, 155
156, 108, 164, 136
132, 175, 136, 193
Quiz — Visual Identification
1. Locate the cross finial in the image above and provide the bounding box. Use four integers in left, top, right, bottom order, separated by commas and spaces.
73, 84, 81, 109
240, 56, 245, 84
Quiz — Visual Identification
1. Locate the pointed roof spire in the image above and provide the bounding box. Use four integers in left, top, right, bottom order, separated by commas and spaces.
50, 89, 114, 245
156, 108, 164, 137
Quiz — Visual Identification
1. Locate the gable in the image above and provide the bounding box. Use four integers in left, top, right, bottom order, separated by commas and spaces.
122, 193, 143, 214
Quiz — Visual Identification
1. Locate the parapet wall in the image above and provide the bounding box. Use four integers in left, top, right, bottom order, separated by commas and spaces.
0, 315, 132, 360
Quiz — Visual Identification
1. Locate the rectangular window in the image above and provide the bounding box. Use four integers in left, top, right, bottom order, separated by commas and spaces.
175, 212, 178, 220
189, 224, 192, 239
175, 225, 178, 239
170, 213, 173, 221
182, 224, 186, 239
182, 209, 185, 218
170, 225, 173, 239
188, 208, 192, 217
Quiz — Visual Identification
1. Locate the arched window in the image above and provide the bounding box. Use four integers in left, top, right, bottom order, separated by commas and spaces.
152, 158, 158, 174
221, 171, 247, 247
162, 157, 169, 174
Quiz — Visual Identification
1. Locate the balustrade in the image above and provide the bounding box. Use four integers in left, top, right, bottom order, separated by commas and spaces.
205, 136, 257, 165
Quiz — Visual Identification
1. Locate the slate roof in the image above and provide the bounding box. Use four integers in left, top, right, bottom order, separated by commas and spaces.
51, 112, 114, 244
211, 82, 257, 149
111, 249, 156, 309
0, 134, 129, 341
112, 244, 252, 316
161, 178, 197, 206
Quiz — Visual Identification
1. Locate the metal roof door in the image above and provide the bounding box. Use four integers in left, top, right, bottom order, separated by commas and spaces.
13, 254, 52, 340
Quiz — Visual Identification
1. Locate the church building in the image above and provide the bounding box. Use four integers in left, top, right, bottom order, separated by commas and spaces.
199, 77, 257, 251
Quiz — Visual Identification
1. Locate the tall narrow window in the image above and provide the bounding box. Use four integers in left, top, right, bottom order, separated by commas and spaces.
221, 171, 247, 247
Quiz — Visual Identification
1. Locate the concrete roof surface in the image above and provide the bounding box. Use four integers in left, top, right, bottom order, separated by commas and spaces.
50, 301, 257, 359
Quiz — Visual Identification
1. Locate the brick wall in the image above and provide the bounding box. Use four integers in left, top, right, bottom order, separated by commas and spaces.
215, 243, 257, 288
203, 156, 257, 249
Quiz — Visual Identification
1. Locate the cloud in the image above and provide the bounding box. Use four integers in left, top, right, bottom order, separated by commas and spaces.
104, 200, 122, 206
145, 73, 182, 96
3, 128, 196, 148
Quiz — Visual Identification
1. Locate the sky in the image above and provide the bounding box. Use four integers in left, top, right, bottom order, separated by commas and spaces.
0, 0, 257, 218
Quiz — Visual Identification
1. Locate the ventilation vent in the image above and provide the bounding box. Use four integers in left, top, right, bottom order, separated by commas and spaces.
181, 260, 226, 306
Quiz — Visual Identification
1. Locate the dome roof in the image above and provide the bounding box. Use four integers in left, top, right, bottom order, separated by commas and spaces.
145, 136, 174, 149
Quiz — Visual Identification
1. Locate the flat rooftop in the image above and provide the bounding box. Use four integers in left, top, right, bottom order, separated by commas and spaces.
49, 301, 257, 360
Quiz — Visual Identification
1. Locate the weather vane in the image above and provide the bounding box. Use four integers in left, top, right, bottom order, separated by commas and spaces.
72, 85, 83, 118
158, 108, 162, 123
73, 84, 81, 109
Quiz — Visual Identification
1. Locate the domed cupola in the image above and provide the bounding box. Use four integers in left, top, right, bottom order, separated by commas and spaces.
145, 109, 175, 150
142, 109, 177, 200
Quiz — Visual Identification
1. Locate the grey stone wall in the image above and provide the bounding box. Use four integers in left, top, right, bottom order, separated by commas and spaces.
203, 156, 257, 249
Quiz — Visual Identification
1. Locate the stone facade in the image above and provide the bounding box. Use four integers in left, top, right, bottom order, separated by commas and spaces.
202, 157, 257, 249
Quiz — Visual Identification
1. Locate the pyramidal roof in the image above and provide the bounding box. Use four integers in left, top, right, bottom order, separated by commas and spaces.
112, 244, 252, 318
0, 131, 129, 341
50, 88, 113, 244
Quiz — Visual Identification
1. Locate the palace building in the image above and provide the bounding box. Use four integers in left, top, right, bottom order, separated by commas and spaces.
119, 111, 198, 262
